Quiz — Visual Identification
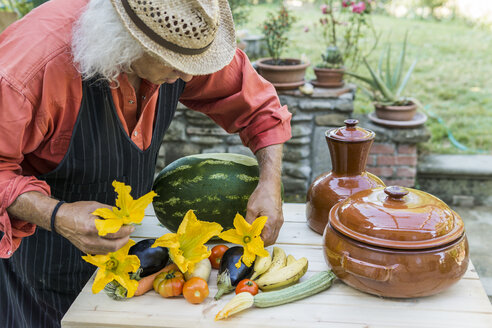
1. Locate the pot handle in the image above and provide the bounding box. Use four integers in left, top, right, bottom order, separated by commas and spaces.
341, 253, 398, 282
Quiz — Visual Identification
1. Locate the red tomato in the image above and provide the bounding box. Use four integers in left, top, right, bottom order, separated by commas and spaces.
182, 277, 209, 304
153, 263, 185, 298
209, 245, 229, 269
235, 279, 259, 296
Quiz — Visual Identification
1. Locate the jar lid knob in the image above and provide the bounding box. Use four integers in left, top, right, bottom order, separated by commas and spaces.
344, 119, 358, 129
384, 186, 409, 199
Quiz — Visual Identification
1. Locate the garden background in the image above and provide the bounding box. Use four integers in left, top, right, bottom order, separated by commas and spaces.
233, 0, 492, 155
2, 0, 491, 155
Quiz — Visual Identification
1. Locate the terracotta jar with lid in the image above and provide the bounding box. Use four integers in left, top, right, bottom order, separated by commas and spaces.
306, 119, 385, 235
323, 186, 469, 298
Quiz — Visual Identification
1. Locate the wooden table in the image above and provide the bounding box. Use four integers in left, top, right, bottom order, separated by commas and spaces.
62, 203, 492, 328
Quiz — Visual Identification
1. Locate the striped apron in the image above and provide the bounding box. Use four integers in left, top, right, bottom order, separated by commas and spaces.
0, 77, 185, 327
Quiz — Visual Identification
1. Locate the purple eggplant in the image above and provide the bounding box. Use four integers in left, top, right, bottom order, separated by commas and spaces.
129, 238, 169, 278
214, 246, 254, 300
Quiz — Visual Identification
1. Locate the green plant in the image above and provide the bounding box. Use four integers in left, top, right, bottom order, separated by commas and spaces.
0, 0, 34, 17
347, 33, 417, 105
261, 5, 297, 64
228, 0, 251, 27
316, 0, 378, 70
318, 45, 344, 69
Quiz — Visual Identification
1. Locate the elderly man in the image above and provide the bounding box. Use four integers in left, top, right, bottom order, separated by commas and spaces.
0, 0, 291, 326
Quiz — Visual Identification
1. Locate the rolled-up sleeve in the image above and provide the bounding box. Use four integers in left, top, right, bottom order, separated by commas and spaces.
0, 77, 50, 258
179, 48, 292, 153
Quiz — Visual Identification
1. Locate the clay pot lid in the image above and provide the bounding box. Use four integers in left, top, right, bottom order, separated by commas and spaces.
329, 186, 465, 250
327, 119, 375, 142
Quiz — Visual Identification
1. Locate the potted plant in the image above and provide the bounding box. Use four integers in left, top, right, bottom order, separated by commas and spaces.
313, 0, 378, 88
314, 45, 345, 88
348, 34, 419, 122
256, 5, 309, 90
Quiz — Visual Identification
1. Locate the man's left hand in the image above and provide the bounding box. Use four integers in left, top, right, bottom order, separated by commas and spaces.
246, 144, 284, 246
245, 181, 283, 246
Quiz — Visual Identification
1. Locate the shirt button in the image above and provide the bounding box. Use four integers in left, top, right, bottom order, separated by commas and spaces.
134, 131, 138, 137
129, 100, 135, 104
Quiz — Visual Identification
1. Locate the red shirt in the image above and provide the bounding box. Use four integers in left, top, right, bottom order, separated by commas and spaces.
0, 0, 291, 257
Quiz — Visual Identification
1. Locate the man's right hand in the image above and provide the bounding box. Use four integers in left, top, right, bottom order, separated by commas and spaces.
56, 201, 135, 255
7, 191, 134, 255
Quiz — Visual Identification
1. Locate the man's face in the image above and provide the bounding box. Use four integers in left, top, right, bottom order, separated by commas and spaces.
131, 52, 193, 84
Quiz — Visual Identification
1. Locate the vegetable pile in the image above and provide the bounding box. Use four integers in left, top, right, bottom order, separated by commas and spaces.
83, 181, 336, 317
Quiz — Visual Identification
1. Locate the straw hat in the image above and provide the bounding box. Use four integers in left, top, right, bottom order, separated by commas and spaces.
110, 0, 237, 75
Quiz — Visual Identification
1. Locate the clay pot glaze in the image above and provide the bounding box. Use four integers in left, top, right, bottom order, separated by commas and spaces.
374, 101, 417, 121
306, 119, 385, 235
256, 58, 310, 90
313, 67, 345, 88
323, 186, 469, 298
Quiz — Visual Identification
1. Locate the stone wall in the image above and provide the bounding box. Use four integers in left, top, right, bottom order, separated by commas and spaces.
156, 86, 430, 202
277, 87, 355, 202
417, 155, 492, 206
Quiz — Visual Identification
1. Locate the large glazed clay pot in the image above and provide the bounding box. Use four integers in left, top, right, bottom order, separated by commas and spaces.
323, 186, 469, 298
306, 119, 385, 235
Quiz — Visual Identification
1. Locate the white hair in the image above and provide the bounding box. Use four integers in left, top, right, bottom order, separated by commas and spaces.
71, 0, 144, 82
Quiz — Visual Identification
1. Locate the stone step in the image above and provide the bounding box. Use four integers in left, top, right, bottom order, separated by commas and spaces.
417, 155, 492, 206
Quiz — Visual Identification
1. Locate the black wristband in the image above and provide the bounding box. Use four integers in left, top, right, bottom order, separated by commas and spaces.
50, 201, 65, 235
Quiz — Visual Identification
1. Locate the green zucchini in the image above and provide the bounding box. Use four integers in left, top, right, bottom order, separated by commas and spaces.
253, 270, 337, 307
215, 270, 337, 320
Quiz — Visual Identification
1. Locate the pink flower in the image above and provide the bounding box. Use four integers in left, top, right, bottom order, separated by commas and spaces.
342, 0, 353, 8
352, 1, 366, 13
304, 26, 310, 32
320, 4, 329, 14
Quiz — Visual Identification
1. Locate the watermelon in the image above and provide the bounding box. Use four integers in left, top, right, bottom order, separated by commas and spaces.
152, 153, 260, 233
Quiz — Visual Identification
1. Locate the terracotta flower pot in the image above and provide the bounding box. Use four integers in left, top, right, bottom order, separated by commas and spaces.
374, 102, 417, 121
312, 67, 345, 88
256, 58, 310, 90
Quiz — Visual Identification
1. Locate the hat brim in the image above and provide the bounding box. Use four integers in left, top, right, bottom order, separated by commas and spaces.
110, 0, 237, 75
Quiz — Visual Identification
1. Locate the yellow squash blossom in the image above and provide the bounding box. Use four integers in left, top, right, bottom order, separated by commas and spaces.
152, 210, 222, 273
93, 181, 157, 236
219, 214, 269, 268
82, 240, 140, 298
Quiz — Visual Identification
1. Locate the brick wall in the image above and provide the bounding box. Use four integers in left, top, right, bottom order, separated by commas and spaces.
367, 143, 418, 187
357, 115, 430, 189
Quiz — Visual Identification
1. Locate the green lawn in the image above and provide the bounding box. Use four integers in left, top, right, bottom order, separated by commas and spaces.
240, 3, 492, 155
